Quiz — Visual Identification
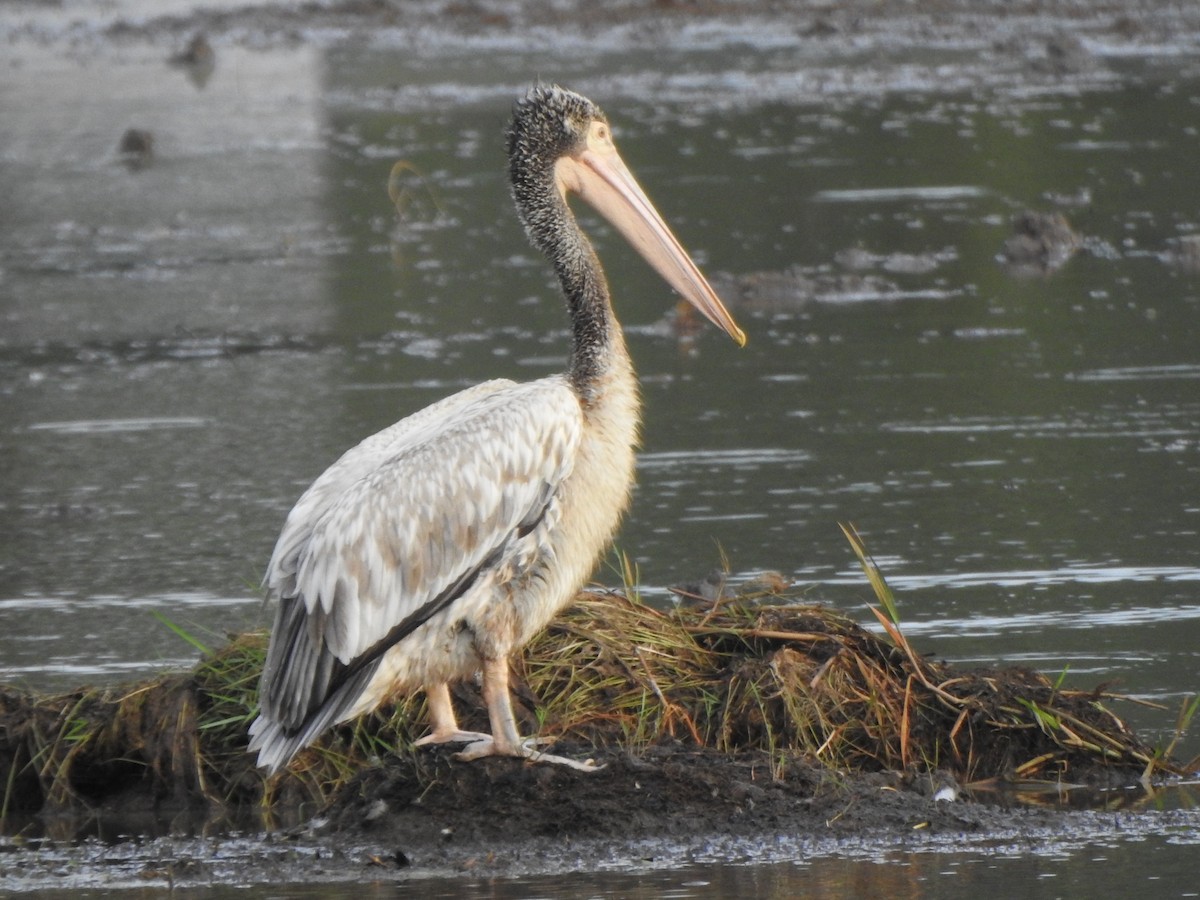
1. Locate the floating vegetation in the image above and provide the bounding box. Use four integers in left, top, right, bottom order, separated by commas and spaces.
1, 529, 1193, 831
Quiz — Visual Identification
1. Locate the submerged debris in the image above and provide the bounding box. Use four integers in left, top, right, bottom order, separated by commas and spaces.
1, 554, 1188, 831
116, 128, 154, 171
167, 33, 215, 88
1000, 210, 1081, 276
710, 266, 914, 310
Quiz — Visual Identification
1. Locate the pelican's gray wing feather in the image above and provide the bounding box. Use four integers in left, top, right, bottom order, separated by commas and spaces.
264, 378, 517, 602
250, 376, 582, 770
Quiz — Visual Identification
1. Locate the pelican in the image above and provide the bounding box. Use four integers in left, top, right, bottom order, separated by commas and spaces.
249, 85, 745, 774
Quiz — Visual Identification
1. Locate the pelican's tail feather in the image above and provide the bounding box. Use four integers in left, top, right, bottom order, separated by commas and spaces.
248, 665, 377, 775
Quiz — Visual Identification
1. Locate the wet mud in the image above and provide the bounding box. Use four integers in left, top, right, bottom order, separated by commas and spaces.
315, 745, 1176, 878
2, 588, 1192, 889
4, 744, 1194, 889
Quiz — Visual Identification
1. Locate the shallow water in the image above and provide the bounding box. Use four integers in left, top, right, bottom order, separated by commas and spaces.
2, 1, 1200, 893
7, 821, 1200, 898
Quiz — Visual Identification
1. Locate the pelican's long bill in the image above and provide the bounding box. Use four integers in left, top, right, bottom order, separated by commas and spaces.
556, 122, 747, 347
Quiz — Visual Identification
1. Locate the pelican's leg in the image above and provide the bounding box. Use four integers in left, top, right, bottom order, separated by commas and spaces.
455, 657, 602, 772
413, 682, 492, 747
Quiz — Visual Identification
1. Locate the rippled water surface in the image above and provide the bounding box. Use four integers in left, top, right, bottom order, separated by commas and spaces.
8, 825, 1200, 898
2, 1, 1200, 894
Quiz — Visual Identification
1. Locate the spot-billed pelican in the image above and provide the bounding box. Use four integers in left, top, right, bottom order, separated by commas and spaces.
249, 85, 745, 774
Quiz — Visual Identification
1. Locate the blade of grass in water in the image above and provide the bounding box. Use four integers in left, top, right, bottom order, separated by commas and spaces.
151, 610, 212, 657
839, 522, 901, 626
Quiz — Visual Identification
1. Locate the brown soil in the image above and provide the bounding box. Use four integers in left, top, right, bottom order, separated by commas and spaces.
3, 739, 1193, 887
316, 745, 1071, 876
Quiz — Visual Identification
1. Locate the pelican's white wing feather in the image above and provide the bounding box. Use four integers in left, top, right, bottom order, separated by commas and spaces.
253, 376, 582, 748
265, 378, 517, 603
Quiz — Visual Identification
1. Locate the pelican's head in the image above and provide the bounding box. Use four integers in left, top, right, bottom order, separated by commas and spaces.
507, 85, 746, 347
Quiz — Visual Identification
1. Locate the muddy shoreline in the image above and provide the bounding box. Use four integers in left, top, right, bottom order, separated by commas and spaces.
6, 745, 1197, 888
314, 745, 1185, 879
10, 0, 1200, 90
3, 584, 1195, 889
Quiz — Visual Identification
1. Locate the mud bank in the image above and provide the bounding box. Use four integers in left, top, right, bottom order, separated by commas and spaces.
8, 0, 1200, 99
39, 0, 1200, 48
315, 745, 1189, 878
3, 589, 1193, 888
4, 748, 1197, 889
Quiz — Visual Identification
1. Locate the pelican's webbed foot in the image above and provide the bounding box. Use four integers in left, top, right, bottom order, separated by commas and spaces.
413, 729, 493, 747
454, 736, 604, 772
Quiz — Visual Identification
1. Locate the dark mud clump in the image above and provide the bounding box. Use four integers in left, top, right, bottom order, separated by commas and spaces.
317, 745, 1062, 875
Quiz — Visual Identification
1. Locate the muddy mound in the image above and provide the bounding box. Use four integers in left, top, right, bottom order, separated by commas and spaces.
319, 744, 1053, 874
1, 544, 1184, 835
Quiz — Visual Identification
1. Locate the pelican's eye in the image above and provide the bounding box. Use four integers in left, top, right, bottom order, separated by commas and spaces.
588, 121, 615, 154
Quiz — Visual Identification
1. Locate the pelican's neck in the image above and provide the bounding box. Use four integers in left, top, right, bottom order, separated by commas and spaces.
558, 238, 630, 401
525, 186, 631, 403
509, 122, 635, 401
